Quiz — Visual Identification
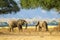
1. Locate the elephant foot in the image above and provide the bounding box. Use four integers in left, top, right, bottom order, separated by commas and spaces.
38, 27, 42, 32
38, 29, 41, 32
19, 29, 23, 32
46, 30, 49, 32
35, 29, 37, 32
25, 28, 27, 30
9, 28, 12, 32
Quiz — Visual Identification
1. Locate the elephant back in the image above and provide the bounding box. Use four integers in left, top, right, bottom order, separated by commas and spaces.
8, 20, 17, 27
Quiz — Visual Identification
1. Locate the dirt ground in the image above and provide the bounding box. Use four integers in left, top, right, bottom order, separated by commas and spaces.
0, 27, 60, 40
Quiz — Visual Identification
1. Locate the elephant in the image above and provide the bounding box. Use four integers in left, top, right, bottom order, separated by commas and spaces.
36, 21, 48, 31
8, 19, 28, 32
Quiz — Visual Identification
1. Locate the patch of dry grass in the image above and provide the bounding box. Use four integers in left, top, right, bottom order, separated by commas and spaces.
53, 23, 60, 31
0, 26, 60, 40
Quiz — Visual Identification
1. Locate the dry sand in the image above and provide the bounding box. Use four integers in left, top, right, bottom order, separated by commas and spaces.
0, 26, 60, 40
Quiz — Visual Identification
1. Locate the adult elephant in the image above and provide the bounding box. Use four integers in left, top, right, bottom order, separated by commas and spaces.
36, 21, 48, 31
8, 19, 28, 32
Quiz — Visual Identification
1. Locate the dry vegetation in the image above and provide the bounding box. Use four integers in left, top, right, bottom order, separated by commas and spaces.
0, 25, 60, 40
53, 22, 60, 31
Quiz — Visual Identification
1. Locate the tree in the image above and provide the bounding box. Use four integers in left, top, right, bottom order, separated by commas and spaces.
0, 0, 20, 14
20, 0, 60, 13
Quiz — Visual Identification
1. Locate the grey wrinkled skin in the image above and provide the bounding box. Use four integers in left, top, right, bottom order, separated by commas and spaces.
36, 21, 48, 31
8, 19, 28, 32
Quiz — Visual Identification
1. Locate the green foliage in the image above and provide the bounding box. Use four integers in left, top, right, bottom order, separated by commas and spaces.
20, 0, 60, 12
20, 0, 40, 9
0, 0, 20, 14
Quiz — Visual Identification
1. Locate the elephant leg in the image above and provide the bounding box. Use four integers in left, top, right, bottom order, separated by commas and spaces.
25, 26, 27, 30
43, 26, 48, 31
9, 27, 11, 32
35, 26, 37, 31
38, 26, 42, 31
9, 25, 12, 32
46, 27, 48, 31
9, 27, 14, 32
11, 27, 14, 32
18, 25, 22, 32
9, 26, 13, 32
18, 26, 20, 32
20, 25, 23, 31
45, 25, 48, 31
25, 24, 27, 29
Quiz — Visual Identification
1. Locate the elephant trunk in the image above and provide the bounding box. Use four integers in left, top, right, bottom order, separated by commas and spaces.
25, 22, 28, 29
24, 21, 28, 29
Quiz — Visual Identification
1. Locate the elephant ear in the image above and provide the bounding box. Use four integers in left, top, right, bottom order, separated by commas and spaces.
17, 19, 24, 25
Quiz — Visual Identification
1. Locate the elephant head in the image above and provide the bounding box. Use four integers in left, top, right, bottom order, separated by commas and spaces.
17, 19, 28, 29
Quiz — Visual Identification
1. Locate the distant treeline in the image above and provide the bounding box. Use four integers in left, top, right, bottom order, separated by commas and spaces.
0, 21, 58, 27
0, 22, 8, 27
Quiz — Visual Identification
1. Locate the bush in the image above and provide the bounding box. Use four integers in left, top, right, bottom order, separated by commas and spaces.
53, 22, 60, 31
